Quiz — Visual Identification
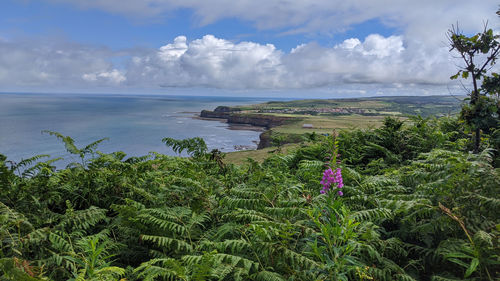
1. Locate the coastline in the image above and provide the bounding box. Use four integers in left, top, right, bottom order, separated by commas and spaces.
196, 95, 463, 152
193, 113, 269, 151
196, 106, 298, 150
1, 94, 266, 168
192, 116, 266, 132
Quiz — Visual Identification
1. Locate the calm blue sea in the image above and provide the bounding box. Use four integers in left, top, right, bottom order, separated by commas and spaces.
0, 93, 278, 168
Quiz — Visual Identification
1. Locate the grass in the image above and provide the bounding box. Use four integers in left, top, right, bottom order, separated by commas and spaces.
223, 114, 391, 164
224, 143, 300, 165
224, 113, 404, 164
273, 114, 390, 134
222, 96, 461, 164
248, 99, 392, 109
239, 96, 463, 117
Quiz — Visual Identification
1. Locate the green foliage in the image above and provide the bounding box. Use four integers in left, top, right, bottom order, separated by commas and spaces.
306, 197, 362, 280
162, 137, 208, 158
4, 12, 500, 281
43, 130, 108, 167
1, 113, 500, 280
270, 135, 286, 153
448, 21, 500, 153
0, 258, 46, 280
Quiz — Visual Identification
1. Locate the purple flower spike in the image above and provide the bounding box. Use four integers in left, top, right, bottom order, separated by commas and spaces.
320, 167, 344, 196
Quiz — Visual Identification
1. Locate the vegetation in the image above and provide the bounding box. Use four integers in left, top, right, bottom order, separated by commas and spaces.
2, 10, 500, 281
1, 112, 499, 280
240, 96, 463, 118
225, 96, 463, 145
448, 22, 500, 153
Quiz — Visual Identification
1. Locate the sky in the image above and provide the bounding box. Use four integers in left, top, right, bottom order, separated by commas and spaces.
0, 0, 499, 98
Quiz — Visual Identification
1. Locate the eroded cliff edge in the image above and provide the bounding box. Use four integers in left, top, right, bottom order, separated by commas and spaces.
200, 106, 297, 148
201, 106, 294, 128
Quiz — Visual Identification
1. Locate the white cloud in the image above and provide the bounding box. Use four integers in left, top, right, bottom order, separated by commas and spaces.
158, 36, 188, 61
125, 34, 456, 89
357, 34, 404, 58
337, 38, 361, 50
83, 69, 126, 84
20, 0, 496, 94
0, 34, 468, 93
128, 35, 284, 88
0, 40, 125, 89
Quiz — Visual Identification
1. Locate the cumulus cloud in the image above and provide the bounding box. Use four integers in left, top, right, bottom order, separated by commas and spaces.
124, 34, 454, 89
287, 34, 453, 87
0, 40, 125, 89
127, 35, 284, 88
10, 0, 493, 94
82, 69, 126, 84
0, 34, 461, 92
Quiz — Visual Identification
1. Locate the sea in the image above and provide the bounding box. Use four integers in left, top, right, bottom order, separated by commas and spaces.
0, 93, 281, 169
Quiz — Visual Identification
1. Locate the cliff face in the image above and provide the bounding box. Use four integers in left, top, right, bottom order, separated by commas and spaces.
257, 130, 273, 149
200, 110, 231, 119
227, 114, 292, 128
200, 107, 298, 149
200, 110, 293, 128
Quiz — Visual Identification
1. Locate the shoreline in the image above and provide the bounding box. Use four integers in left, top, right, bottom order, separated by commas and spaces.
193, 115, 266, 132
196, 105, 301, 150
192, 113, 268, 151
194, 109, 282, 150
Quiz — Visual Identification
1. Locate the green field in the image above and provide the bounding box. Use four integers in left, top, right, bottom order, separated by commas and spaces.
239, 95, 463, 133
272, 114, 389, 134
239, 95, 463, 117
224, 143, 301, 165
222, 96, 463, 159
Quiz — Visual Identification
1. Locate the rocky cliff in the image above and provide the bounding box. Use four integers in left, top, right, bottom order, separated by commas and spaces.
200, 106, 298, 149
200, 107, 294, 128
226, 114, 293, 128
257, 130, 273, 149
200, 110, 231, 119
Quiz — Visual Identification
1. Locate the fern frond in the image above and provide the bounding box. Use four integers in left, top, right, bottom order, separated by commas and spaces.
465, 194, 500, 211
222, 209, 270, 223
252, 270, 286, 281
263, 206, 304, 218
212, 239, 252, 254
222, 197, 268, 209
138, 214, 186, 235
277, 154, 296, 167
212, 253, 259, 274
12, 154, 50, 173
182, 252, 259, 276
48, 232, 73, 253
188, 211, 210, 229
59, 206, 107, 231
140, 235, 193, 252
431, 275, 472, 281
134, 258, 185, 281
298, 160, 325, 170
360, 176, 399, 193
210, 222, 243, 241
42, 131, 80, 155
350, 208, 392, 222
82, 138, 109, 155
281, 248, 319, 269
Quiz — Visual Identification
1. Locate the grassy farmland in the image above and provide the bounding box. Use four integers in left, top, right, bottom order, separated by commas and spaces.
219, 95, 463, 160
